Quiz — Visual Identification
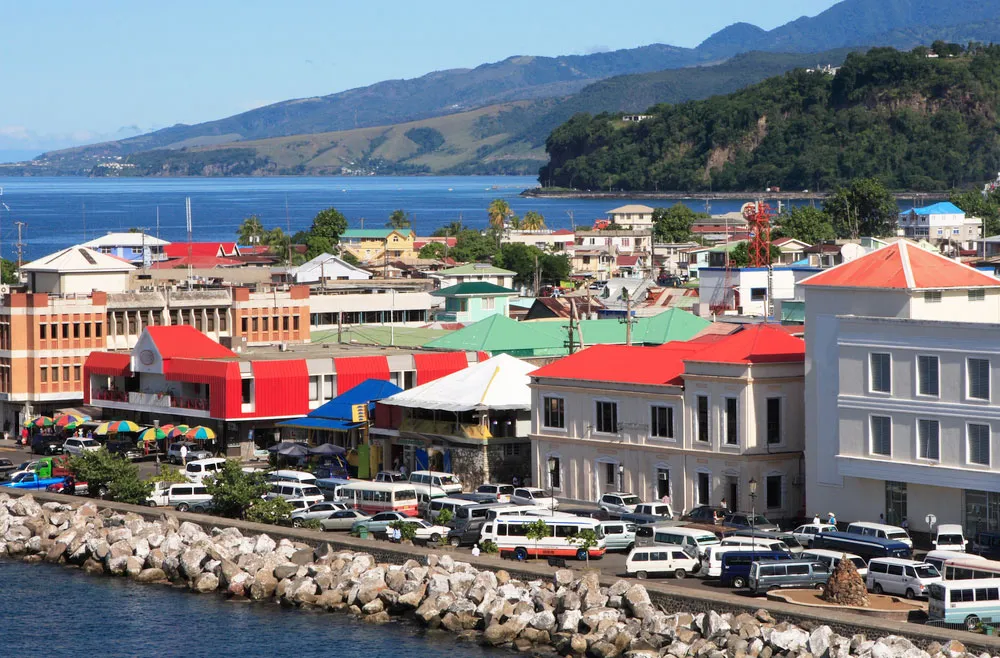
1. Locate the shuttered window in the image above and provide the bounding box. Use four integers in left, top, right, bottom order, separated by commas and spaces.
870, 353, 891, 393
870, 416, 892, 456
969, 424, 991, 466
917, 355, 939, 397
969, 358, 991, 401
917, 419, 939, 460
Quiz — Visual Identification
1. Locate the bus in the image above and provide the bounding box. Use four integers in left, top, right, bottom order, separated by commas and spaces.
339, 481, 419, 517
810, 531, 911, 562
480, 514, 606, 561
928, 577, 1000, 631
938, 556, 998, 581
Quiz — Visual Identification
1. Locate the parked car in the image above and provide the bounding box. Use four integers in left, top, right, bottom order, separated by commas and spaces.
408, 470, 462, 495
319, 510, 371, 531
399, 518, 450, 544
265, 480, 325, 506
598, 492, 642, 517
374, 471, 407, 483
599, 521, 637, 552
749, 559, 831, 595
146, 482, 212, 511
63, 437, 102, 456
447, 519, 486, 547
166, 442, 211, 465
932, 524, 967, 552
866, 558, 940, 599
626, 547, 699, 580
0, 458, 16, 480
723, 512, 780, 532
1, 471, 65, 490
622, 503, 674, 525
45, 478, 90, 496
31, 435, 64, 455
846, 521, 913, 549
511, 487, 558, 510
801, 549, 869, 578
106, 438, 142, 460
562, 508, 612, 521
290, 501, 350, 527
791, 522, 837, 547
451, 491, 498, 504
721, 551, 795, 588
732, 529, 804, 554
351, 511, 410, 536
681, 506, 726, 523
476, 483, 514, 504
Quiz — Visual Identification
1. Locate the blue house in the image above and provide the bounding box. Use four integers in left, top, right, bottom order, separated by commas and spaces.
82, 232, 170, 264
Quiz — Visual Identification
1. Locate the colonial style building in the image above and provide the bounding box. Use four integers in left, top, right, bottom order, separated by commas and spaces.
803, 240, 1000, 535
529, 325, 806, 522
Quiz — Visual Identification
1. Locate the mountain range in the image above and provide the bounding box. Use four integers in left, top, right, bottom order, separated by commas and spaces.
8, 0, 1000, 177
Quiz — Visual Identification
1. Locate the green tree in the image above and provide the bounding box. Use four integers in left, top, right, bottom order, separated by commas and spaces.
774, 206, 836, 244
1, 259, 17, 285
437, 508, 454, 526
432, 221, 465, 237
729, 241, 781, 268
310, 207, 349, 243
149, 464, 188, 484
569, 528, 599, 565
823, 178, 899, 239
388, 519, 417, 542
951, 190, 1000, 237
652, 204, 701, 243
203, 460, 270, 519
237, 214, 267, 245
68, 449, 151, 504
450, 230, 498, 263
265, 227, 292, 263
522, 211, 546, 230
487, 199, 513, 230
340, 250, 361, 266
386, 209, 411, 229
495, 243, 570, 288
246, 497, 295, 525
419, 242, 448, 259
523, 518, 551, 560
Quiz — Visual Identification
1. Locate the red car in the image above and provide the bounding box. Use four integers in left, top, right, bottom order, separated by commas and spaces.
46, 479, 89, 496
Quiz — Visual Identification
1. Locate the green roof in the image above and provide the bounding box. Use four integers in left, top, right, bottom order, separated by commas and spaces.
780, 300, 805, 324
341, 229, 413, 239
709, 242, 742, 253
432, 282, 518, 297
423, 308, 710, 357
437, 263, 515, 276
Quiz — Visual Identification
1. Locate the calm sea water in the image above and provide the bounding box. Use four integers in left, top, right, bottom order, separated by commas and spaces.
1, 559, 498, 658
0, 176, 931, 262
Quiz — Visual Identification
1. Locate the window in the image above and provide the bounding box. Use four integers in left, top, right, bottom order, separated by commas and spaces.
63, 366, 70, 381
870, 415, 892, 456
870, 353, 891, 393
308, 375, 320, 401
725, 398, 738, 445
62, 323, 69, 338
917, 419, 939, 460
51, 366, 60, 382
39, 325, 46, 340
482, 297, 496, 311
595, 400, 618, 434
84, 322, 91, 338
766, 475, 782, 509
39, 367, 47, 383
283, 316, 289, 331
970, 289, 986, 302
917, 355, 939, 397
651, 406, 674, 439
924, 291, 942, 303
73, 365, 81, 381
697, 472, 710, 506
241, 317, 248, 333
293, 316, 300, 331
549, 457, 561, 489
251, 317, 259, 332
543, 397, 564, 429
696, 395, 709, 442
73, 323, 80, 338
241, 379, 252, 405
605, 462, 616, 488
95, 323, 102, 338
766, 398, 781, 444
969, 423, 991, 466
750, 287, 767, 302
261, 316, 268, 331
969, 358, 991, 401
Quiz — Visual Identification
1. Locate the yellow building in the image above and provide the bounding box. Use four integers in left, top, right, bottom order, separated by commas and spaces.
339, 229, 415, 264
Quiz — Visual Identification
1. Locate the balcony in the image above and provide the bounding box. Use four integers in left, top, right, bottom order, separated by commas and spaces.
400, 418, 491, 441
92, 388, 210, 417
128, 391, 173, 408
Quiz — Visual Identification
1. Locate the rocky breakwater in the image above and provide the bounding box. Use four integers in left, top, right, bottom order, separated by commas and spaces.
0, 493, 997, 658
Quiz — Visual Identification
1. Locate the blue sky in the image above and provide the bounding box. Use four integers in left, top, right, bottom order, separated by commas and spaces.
2, 0, 839, 154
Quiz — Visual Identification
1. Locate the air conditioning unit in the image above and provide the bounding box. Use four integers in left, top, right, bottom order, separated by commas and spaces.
278, 342, 289, 352
791, 476, 804, 486
657, 472, 669, 481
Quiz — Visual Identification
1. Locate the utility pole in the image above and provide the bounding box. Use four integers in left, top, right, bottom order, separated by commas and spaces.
14, 221, 26, 269
285, 195, 293, 266
533, 254, 540, 296
566, 298, 576, 355
621, 288, 637, 346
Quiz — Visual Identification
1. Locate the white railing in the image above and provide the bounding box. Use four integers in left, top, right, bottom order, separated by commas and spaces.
128, 391, 173, 408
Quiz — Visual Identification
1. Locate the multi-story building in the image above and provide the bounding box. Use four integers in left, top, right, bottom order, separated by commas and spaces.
82, 232, 169, 263
803, 241, 1000, 534
897, 202, 982, 250
431, 263, 515, 289
503, 229, 575, 251
607, 205, 655, 230
529, 325, 806, 521
339, 229, 416, 264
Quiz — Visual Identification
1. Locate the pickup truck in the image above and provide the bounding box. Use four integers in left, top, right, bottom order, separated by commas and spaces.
2, 471, 67, 490
621, 503, 675, 525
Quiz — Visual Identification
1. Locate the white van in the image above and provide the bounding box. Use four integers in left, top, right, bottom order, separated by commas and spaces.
652, 526, 721, 558
409, 470, 462, 494
267, 470, 317, 485
801, 549, 869, 578
266, 481, 324, 506
428, 496, 477, 522
184, 457, 226, 483
932, 524, 967, 552
316, 477, 351, 501
147, 482, 212, 512
866, 558, 941, 599
846, 521, 913, 549
721, 536, 791, 553
626, 546, 699, 580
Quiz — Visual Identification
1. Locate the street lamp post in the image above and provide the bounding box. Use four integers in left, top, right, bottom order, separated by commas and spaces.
547, 457, 556, 518
749, 477, 759, 567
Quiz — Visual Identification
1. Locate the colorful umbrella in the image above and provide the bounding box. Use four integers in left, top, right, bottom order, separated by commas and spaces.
184, 426, 216, 440
95, 419, 141, 435
138, 427, 169, 443
55, 413, 90, 428
165, 425, 190, 439
24, 416, 54, 428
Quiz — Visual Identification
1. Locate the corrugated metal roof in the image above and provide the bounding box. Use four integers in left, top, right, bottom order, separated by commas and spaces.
145, 326, 237, 360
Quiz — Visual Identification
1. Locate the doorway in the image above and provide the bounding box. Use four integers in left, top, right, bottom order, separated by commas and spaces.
726, 476, 739, 512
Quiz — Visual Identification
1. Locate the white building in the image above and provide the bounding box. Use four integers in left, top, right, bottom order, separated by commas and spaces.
698, 266, 819, 317
897, 202, 982, 250
607, 205, 655, 230
287, 253, 372, 284
803, 241, 1000, 534
529, 325, 806, 520
20, 245, 135, 295
430, 263, 515, 289
81, 232, 170, 263
503, 229, 575, 251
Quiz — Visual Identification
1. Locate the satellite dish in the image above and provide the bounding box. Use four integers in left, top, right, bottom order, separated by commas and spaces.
840, 243, 865, 263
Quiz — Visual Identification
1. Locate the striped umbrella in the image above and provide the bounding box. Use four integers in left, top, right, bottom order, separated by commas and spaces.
158, 424, 176, 435
95, 420, 141, 435
165, 425, 190, 439
184, 426, 216, 441
55, 413, 90, 429
138, 427, 169, 443
24, 416, 54, 428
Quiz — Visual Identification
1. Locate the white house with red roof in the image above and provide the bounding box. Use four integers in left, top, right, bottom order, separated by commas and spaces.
802, 241, 1000, 534
528, 325, 806, 520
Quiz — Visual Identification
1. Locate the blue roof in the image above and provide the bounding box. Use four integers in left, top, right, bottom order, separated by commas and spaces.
276, 417, 359, 431
308, 378, 403, 421
909, 202, 964, 216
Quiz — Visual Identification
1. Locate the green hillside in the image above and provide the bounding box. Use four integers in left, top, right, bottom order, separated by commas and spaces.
539, 46, 1000, 192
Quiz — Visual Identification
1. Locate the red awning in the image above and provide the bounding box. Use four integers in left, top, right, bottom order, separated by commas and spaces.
84, 352, 132, 377
252, 359, 309, 417
414, 352, 469, 386
334, 356, 390, 395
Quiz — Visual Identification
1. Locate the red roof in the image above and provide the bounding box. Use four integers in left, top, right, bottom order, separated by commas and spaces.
802, 242, 1000, 290
532, 343, 701, 386
163, 242, 239, 259
617, 255, 640, 266
145, 326, 237, 360
552, 229, 575, 236
686, 324, 804, 364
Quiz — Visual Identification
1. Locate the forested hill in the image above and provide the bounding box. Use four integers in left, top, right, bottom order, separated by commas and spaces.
538, 46, 1000, 192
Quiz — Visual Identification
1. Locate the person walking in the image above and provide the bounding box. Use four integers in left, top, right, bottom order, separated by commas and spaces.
512, 474, 520, 488
393, 526, 402, 543
180, 443, 188, 467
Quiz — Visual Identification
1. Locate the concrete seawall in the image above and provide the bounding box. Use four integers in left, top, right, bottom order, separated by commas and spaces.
7, 489, 997, 653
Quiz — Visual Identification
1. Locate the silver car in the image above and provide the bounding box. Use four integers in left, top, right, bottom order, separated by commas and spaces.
598, 492, 642, 517
320, 509, 371, 531
290, 501, 349, 527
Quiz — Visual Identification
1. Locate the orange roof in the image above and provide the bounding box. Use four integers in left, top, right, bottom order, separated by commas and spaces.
145, 326, 236, 360
801, 242, 1000, 290
685, 324, 804, 364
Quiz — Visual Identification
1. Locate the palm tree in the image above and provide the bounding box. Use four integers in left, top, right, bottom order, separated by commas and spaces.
509, 214, 522, 230
487, 199, 512, 230
522, 211, 546, 231
237, 215, 267, 245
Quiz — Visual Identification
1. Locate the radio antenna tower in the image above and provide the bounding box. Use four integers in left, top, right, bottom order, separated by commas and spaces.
185, 197, 193, 288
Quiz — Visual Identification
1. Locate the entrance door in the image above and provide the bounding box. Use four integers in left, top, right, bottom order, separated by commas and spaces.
727, 477, 739, 512
656, 468, 670, 500
885, 481, 907, 526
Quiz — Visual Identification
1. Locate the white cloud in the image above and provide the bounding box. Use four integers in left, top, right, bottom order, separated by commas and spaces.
0, 125, 147, 152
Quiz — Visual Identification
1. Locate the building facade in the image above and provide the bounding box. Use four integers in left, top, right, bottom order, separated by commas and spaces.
898, 202, 982, 249
339, 229, 416, 263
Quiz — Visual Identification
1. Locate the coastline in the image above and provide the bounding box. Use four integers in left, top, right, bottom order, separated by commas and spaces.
520, 189, 941, 201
